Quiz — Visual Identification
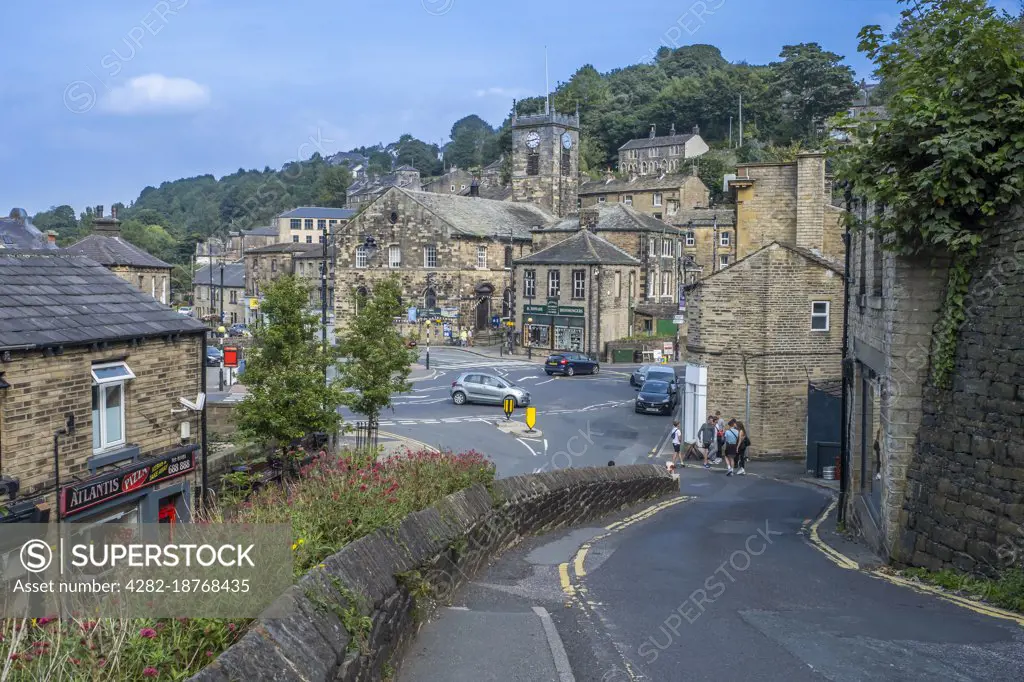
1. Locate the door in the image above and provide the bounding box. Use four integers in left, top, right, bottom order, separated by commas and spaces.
479, 375, 504, 404
462, 374, 486, 402
476, 298, 491, 331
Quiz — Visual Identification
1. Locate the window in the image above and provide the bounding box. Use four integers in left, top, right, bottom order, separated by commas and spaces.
524, 269, 536, 298
670, 145, 680, 156
598, 196, 606, 203
646, 273, 654, 298
661, 272, 671, 297
292, 235, 299, 243
548, 270, 560, 298
356, 246, 368, 268
329, 220, 337, 228
151, 277, 155, 299
685, 231, 695, 246
451, 184, 456, 192
811, 301, 830, 331
650, 147, 660, 157
720, 231, 731, 247
319, 235, 325, 243
355, 286, 368, 313
572, 270, 586, 299
504, 245, 513, 268
304, 219, 313, 230
230, 312, 238, 324
719, 255, 730, 268
653, 192, 662, 206
91, 362, 134, 453
161, 277, 167, 305
290, 219, 301, 230
476, 245, 487, 268
614, 271, 622, 298
271, 259, 277, 273
653, 213, 662, 220
423, 244, 437, 268
872, 232, 884, 296
229, 290, 237, 304
389, 245, 401, 268
668, 200, 678, 216
624, 195, 633, 206
306, 235, 313, 243
424, 287, 437, 309
526, 152, 540, 176
561, 149, 571, 176
648, 238, 656, 256
138, 274, 144, 289
662, 239, 673, 257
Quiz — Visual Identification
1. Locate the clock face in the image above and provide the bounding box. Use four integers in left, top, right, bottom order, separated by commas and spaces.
561, 132, 573, 150
525, 131, 541, 149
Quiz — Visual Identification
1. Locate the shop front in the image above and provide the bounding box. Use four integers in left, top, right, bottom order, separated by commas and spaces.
59, 445, 198, 529
523, 303, 586, 352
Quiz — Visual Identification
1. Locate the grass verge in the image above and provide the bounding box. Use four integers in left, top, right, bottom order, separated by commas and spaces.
900, 566, 1024, 613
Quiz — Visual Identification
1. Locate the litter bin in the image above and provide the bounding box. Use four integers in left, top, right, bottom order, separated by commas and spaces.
632, 350, 643, 363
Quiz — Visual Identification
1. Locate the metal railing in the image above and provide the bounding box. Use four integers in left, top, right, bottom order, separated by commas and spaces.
354, 418, 379, 452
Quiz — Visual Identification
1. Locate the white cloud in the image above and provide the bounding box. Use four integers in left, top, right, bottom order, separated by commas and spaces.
99, 74, 210, 115
474, 86, 528, 98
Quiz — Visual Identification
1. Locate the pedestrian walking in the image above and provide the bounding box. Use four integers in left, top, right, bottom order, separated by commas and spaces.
459, 329, 468, 347
697, 415, 717, 469
735, 421, 750, 475
669, 420, 683, 467
713, 412, 726, 464
723, 419, 740, 476
467, 328, 473, 347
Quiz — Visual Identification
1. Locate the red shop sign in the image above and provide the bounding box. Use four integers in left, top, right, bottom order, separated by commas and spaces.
60, 447, 197, 517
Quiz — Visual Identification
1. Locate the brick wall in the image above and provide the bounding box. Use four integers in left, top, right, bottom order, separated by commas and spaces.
191, 465, 677, 682
687, 244, 843, 455
893, 215, 1024, 574
0, 335, 205, 506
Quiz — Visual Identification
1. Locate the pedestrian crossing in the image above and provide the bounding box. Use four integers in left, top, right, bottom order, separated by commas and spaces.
424, 358, 538, 372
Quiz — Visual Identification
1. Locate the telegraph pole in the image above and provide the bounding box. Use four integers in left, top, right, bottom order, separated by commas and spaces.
322, 218, 329, 390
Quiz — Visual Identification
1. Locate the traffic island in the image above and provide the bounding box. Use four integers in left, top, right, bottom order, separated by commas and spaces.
494, 419, 543, 438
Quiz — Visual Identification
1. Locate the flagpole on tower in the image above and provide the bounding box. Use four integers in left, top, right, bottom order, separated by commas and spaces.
545, 46, 550, 115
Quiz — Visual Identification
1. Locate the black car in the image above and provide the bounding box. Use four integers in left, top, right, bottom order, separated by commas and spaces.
206, 346, 223, 367
635, 380, 677, 415
545, 352, 600, 376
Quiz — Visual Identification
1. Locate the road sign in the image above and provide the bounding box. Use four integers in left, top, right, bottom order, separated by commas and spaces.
525, 406, 536, 432
503, 397, 515, 421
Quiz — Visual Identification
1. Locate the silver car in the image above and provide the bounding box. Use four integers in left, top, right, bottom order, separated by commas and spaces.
450, 372, 531, 407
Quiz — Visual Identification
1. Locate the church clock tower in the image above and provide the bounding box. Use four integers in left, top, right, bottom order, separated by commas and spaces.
511, 107, 580, 218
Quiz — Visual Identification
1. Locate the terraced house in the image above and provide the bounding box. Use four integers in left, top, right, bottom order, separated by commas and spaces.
0, 251, 207, 526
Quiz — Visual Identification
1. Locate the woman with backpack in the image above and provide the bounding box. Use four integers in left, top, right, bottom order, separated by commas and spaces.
723, 419, 740, 476
735, 421, 750, 475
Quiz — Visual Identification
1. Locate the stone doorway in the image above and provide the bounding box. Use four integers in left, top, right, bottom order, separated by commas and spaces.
476, 297, 491, 331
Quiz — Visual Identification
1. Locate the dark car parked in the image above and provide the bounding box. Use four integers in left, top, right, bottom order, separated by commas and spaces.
635, 367, 677, 393
206, 346, 223, 367
545, 352, 600, 376
635, 380, 677, 415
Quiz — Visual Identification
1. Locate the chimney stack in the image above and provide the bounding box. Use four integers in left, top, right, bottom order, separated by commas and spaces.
111, 205, 118, 220
649, 125, 656, 139
693, 124, 699, 135
670, 123, 676, 136
91, 202, 122, 237
46, 231, 57, 245
470, 179, 480, 197
579, 208, 600, 232
95, 205, 104, 219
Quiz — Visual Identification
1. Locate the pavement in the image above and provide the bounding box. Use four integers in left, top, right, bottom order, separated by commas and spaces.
399, 465, 1024, 681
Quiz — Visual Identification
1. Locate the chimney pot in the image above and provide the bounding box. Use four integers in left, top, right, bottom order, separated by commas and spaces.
95, 205, 104, 218
670, 123, 676, 136
693, 124, 699, 135
649, 125, 656, 139
111, 205, 118, 219
46, 231, 57, 245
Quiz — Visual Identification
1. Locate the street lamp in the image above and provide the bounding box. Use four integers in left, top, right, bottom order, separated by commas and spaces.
425, 320, 432, 370
526, 317, 533, 359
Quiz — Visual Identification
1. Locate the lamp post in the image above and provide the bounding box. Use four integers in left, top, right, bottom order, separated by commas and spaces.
526, 317, 533, 359
321, 219, 329, 391
425, 320, 431, 370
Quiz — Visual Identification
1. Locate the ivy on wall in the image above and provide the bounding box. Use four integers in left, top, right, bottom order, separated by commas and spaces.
829, 0, 1024, 388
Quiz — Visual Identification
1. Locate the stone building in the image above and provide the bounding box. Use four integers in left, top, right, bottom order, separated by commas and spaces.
422, 167, 475, 196
66, 206, 173, 305
0, 208, 57, 250
617, 124, 709, 175
510, 110, 580, 218
673, 208, 736, 278
685, 242, 845, 455
346, 166, 423, 211
531, 204, 688, 335
274, 207, 356, 244
333, 187, 554, 337
512, 226, 641, 356
844, 205, 1024, 574
0, 251, 207, 526
579, 173, 711, 221
193, 262, 246, 325
243, 242, 332, 323
225, 225, 278, 260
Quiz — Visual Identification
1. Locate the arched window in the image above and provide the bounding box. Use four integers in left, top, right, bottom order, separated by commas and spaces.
423, 287, 437, 309
355, 286, 369, 313
502, 288, 512, 318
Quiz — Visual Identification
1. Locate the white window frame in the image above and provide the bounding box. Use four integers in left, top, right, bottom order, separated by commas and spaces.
423, 245, 437, 268
653, 192, 662, 207
719, 254, 730, 268
389, 245, 401, 268
614, 271, 622, 298
598, 196, 606, 203
661, 239, 673, 257
624, 195, 633, 206
548, 270, 560, 298
318, 219, 327, 230
91, 362, 134, 453
685, 231, 695, 246
811, 301, 831, 331
646, 273, 654, 298
477, 245, 487, 269
461, 184, 467, 190
524, 269, 536, 298
720, 231, 731, 247
304, 219, 313, 230
306, 235, 313, 244
572, 270, 586, 299
290, 218, 301, 230
661, 271, 671, 297
161, 277, 167, 305
356, 246, 368, 269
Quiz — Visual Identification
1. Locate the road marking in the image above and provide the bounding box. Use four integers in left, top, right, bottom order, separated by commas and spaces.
515, 438, 540, 457
537, 378, 555, 385
805, 496, 1024, 627
558, 562, 575, 597
377, 430, 439, 454
573, 545, 589, 577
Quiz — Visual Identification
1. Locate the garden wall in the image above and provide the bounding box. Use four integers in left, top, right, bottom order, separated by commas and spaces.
189, 464, 676, 682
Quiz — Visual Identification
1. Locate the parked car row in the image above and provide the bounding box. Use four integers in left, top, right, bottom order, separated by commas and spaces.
545, 352, 600, 376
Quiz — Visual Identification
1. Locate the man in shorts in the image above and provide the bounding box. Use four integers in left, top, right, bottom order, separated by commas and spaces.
670, 420, 683, 466
697, 415, 717, 469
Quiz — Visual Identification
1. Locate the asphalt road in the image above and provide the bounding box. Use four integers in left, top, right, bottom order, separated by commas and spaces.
402, 468, 1024, 682
337, 347, 676, 478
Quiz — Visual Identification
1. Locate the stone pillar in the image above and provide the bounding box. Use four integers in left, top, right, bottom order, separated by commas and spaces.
796, 153, 826, 252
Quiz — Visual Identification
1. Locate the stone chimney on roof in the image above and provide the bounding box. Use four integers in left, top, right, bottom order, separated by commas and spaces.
469, 178, 480, 197
649, 125, 656, 139
670, 123, 676, 136
46, 231, 57, 246
92, 203, 122, 237
693, 124, 699, 135
579, 208, 600, 232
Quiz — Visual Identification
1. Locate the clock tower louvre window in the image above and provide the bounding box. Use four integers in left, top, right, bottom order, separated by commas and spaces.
561, 149, 571, 176
526, 151, 540, 176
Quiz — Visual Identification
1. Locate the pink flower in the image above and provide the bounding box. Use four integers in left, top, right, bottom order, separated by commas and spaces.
139, 627, 158, 639
228, 623, 237, 632
142, 666, 159, 677
206, 650, 214, 657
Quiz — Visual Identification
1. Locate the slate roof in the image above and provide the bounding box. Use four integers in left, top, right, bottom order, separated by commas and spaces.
542, 203, 686, 235
458, 184, 513, 201
671, 207, 737, 228
240, 225, 278, 237
245, 242, 318, 255
619, 134, 695, 151
686, 241, 844, 292
65, 235, 172, 269
513, 230, 640, 266
0, 209, 56, 250
0, 251, 206, 350
396, 188, 556, 239
278, 207, 356, 220
579, 173, 706, 195
195, 262, 245, 289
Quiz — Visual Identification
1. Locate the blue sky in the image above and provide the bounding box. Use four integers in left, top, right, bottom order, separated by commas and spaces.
0, 0, 1010, 215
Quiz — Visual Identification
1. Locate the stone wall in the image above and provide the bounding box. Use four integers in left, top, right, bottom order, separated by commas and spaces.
190, 464, 676, 682
510, 114, 579, 218
894, 215, 1024, 574
734, 163, 798, 253
0, 334, 205, 505
108, 266, 172, 306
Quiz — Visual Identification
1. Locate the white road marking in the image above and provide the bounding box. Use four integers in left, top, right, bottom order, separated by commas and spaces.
537, 379, 555, 386
412, 386, 449, 393
516, 438, 540, 457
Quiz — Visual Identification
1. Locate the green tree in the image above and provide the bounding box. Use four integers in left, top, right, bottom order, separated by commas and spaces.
120, 220, 177, 263
771, 42, 858, 141
32, 205, 81, 244
235, 276, 345, 453
389, 134, 443, 175
316, 164, 352, 207
694, 150, 736, 204
335, 276, 417, 424
446, 115, 498, 169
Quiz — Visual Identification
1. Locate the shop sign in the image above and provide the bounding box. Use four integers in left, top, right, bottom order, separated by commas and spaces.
61, 448, 197, 517
558, 305, 585, 317
441, 307, 459, 319
545, 301, 559, 315
523, 305, 546, 314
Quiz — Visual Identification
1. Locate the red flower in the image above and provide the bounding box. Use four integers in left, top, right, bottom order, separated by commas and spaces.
139, 627, 158, 639
8, 654, 19, 661
142, 666, 159, 677
228, 623, 237, 632
206, 650, 215, 657
71, 658, 81, 666
97, 658, 107, 667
